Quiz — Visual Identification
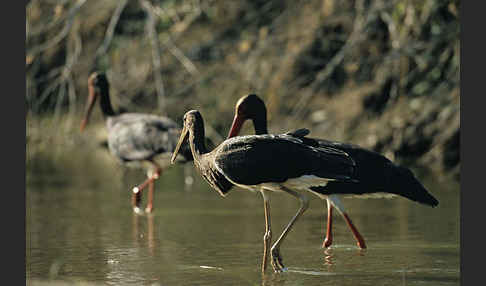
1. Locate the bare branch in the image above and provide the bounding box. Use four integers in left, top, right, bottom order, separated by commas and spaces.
95, 0, 129, 58
140, 0, 166, 112
155, 2, 202, 76
65, 74, 77, 129
53, 80, 67, 120
27, 0, 87, 58
27, 1, 71, 37
164, 36, 200, 76
34, 21, 83, 114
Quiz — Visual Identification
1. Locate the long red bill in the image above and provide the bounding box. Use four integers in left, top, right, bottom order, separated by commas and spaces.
227, 114, 245, 138
80, 89, 98, 132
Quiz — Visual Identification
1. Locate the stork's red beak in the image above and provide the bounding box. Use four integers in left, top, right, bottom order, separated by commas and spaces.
80, 87, 98, 132
80, 118, 88, 132
227, 114, 246, 138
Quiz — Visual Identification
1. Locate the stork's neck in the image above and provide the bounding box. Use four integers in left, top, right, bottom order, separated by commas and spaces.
253, 113, 268, 135
99, 87, 116, 117
188, 123, 209, 162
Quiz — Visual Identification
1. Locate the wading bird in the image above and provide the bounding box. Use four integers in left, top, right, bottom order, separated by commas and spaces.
80, 72, 192, 214
171, 110, 357, 272
227, 94, 439, 249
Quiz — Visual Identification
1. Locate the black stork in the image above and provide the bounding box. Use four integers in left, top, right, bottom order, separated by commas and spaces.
227, 94, 439, 249
171, 110, 357, 273
80, 72, 192, 214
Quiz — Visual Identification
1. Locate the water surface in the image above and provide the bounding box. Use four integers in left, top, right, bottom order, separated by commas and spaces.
26, 145, 460, 285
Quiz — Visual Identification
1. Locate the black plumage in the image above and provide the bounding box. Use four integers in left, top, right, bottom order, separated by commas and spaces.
216, 134, 355, 186
310, 139, 438, 206
172, 110, 355, 273
227, 94, 439, 249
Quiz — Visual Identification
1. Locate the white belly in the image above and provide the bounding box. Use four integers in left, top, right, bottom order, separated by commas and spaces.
229, 175, 332, 195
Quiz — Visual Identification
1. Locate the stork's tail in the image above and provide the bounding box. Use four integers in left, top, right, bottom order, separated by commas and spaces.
387, 164, 439, 207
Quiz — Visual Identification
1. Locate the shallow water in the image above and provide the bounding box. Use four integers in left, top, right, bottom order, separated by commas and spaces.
26, 145, 460, 285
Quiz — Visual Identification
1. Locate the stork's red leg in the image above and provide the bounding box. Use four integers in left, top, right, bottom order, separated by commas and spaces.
144, 163, 161, 213
327, 195, 367, 249
132, 190, 142, 212
323, 200, 333, 248
145, 180, 154, 213
132, 177, 154, 194
342, 213, 366, 249
131, 162, 161, 214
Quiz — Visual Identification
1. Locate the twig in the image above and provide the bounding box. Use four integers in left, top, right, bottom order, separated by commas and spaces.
155, 2, 202, 76
27, 0, 87, 57
34, 22, 82, 114
36, 67, 64, 85
61, 28, 82, 127
380, 11, 399, 49
53, 80, 67, 120
27, 0, 72, 38
140, 0, 166, 113
65, 74, 77, 129
164, 36, 200, 76
95, 0, 129, 58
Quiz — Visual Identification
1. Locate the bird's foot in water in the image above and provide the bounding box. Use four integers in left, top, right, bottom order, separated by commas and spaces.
357, 241, 367, 249
270, 248, 288, 273
145, 205, 153, 213
322, 237, 332, 248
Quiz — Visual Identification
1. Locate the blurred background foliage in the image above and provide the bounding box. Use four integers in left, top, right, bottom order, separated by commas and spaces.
26, 0, 460, 181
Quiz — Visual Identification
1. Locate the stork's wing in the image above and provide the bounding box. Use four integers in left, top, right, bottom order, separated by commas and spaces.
214, 134, 356, 186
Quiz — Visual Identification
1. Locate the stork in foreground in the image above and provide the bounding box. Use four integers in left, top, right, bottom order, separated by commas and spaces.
227, 94, 439, 249
80, 72, 192, 214
171, 110, 357, 273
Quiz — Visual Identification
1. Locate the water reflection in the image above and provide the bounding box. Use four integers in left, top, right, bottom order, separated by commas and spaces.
26, 145, 460, 285
132, 213, 156, 257
261, 272, 289, 286
323, 247, 334, 266
102, 214, 160, 285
